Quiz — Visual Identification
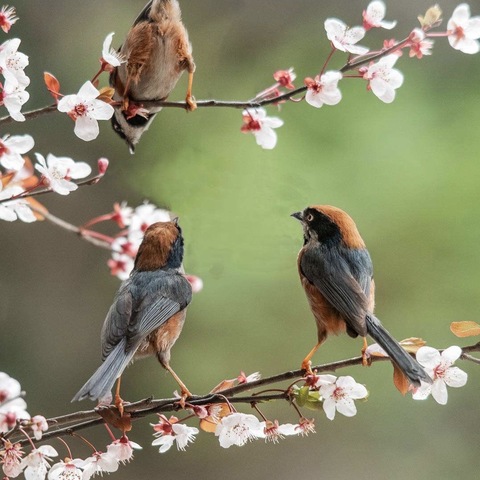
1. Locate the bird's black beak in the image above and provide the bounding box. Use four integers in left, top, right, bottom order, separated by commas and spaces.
171, 217, 179, 226
291, 211, 304, 222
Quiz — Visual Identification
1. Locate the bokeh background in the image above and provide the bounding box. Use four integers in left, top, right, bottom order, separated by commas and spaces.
1, 0, 480, 478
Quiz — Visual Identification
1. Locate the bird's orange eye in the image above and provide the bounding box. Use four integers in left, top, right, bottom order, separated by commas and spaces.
306, 213, 314, 222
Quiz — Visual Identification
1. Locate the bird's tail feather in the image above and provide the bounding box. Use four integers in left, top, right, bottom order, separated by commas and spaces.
366, 314, 432, 386
72, 339, 135, 402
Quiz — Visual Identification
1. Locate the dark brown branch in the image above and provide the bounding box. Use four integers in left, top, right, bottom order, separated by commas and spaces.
0, 104, 58, 126
0, 35, 414, 126
6, 342, 479, 447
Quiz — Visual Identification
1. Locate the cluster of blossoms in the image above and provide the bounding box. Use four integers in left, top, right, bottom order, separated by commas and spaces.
241, 2, 480, 149
0, 132, 102, 222
366, 343, 468, 404
0, 372, 142, 480
0, 6, 29, 121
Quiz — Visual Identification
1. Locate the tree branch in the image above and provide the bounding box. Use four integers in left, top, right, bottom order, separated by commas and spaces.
6, 342, 479, 447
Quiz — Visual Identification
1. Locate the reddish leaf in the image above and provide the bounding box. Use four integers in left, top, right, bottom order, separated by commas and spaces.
44, 72, 61, 100
450, 321, 480, 338
393, 364, 409, 396
96, 406, 132, 432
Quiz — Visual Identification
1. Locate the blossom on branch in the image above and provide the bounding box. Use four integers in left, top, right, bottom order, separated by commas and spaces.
241, 108, 284, 150
0, 371, 30, 432
34, 153, 91, 195
273, 68, 296, 89
363, 1, 397, 30
0, 133, 34, 171
412, 346, 468, 404
317, 375, 368, 420
0, 38, 29, 91
447, 3, 480, 54
408, 28, 434, 59
30, 415, 48, 441
362, 54, 404, 103
57, 81, 114, 141
152, 422, 199, 453
0, 5, 18, 33
21, 445, 58, 480
215, 413, 264, 448
47, 459, 83, 480
324, 18, 368, 54
0, 82, 29, 120
106, 435, 141, 464
101, 32, 126, 70
0, 440, 24, 478
78, 451, 119, 480
304, 70, 342, 108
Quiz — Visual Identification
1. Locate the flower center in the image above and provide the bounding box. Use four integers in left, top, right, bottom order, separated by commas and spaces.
74, 103, 88, 117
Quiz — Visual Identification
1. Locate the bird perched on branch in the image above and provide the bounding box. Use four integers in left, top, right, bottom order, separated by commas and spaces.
110, 0, 196, 153
291, 205, 432, 388
72, 219, 193, 412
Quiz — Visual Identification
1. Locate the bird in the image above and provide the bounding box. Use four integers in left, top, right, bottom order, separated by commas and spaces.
72, 219, 193, 412
110, 0, 196, 153
291, 205, 432, 388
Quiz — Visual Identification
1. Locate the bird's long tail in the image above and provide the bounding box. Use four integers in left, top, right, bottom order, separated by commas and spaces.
366, 314, 432, 387
72, 339, 135, 402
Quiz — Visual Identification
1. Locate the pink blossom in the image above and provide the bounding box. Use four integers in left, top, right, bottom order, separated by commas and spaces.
0, 82, 29, 121
241, 108, 283, 150
273, 68, 296, 89
0, 133, 34, 170
318, 375, 368, 420
0, 38, 29, 91
363, 1, 397, 30
259, 420, 301, 443
78, 451, 118, 480
304, 70, 342, 108
0, 440, 24, 478
408, 28, 434, 59
106, 435, 141, 464
0, 5, 18, 33
324, 18, 368, 54
0, 185, 36, 223
447, 3, 480, 54
47, 459, 83, 480
21, 445, 58, 480
57, 81, 114, 141
108, 252, 135, 281
34, 153, 91, 195
362, 54, 404, 103
30, 415, 48, 441
412, 346, 467, 405
215, 413, 264, 448
101, 33, 125, 70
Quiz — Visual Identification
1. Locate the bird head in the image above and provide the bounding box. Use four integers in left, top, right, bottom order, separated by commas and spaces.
291, 205, 365, 248
134, 218, 185, 271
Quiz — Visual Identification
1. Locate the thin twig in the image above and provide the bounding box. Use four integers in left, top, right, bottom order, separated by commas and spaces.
5, 342, 479, 447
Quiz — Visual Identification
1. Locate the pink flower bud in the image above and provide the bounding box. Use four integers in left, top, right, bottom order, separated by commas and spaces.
97, 157, 109, 175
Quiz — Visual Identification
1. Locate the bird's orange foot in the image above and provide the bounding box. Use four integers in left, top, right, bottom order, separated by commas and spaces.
301, 360, 314, 376
185, 95, 197, 112
177, 387, 193, 409
361, 337, 371, 367
114, 393, 126, 417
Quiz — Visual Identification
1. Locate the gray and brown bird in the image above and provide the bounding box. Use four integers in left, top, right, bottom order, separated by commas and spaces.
291, 205, 431, 388
110, 0, 196, 153
72, 219, 193, 411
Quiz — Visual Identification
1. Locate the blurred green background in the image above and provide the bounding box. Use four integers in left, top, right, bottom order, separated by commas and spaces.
1, 0, 480, 478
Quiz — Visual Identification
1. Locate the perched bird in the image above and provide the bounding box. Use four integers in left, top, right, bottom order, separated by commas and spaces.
110, 0, 196, 153
291, 205, 431, 387
72, 219, 193, 410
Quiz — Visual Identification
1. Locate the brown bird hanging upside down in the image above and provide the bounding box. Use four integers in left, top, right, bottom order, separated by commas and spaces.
291, 205, 432, 388
110, 0, 196, 153
72, 219, 193, 411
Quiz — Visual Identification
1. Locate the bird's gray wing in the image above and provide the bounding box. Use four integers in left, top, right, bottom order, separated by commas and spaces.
124, 271, 192, 352
300, 245, 369, 336
100, 280, 133, 361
